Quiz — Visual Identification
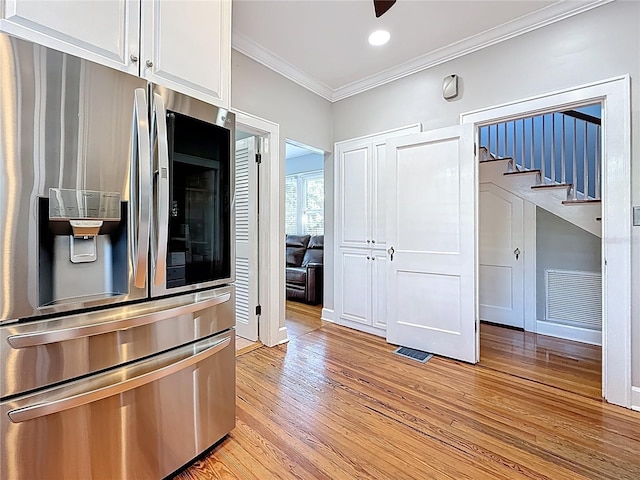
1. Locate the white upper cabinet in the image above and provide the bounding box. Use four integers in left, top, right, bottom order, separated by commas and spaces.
0, 0, 139, 75
0, 0, 231, 108
140, 0, 231, 107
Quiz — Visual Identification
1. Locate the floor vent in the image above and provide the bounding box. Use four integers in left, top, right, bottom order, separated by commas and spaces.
394, 347, 433, 363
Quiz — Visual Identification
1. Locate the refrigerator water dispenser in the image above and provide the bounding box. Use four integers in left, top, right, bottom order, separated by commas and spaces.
39, 188, 129, 306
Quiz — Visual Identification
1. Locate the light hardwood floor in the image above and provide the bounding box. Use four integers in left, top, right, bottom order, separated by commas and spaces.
179, 310, 639, 480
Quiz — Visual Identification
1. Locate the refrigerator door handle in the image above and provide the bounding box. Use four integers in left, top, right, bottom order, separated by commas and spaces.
152, 93, 170, 287
7, 292, 231, 348
7, 335, 231, 423
131, 88, 152, 288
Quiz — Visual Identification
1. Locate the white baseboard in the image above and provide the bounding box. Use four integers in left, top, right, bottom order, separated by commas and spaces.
321, 308, 335, 322
632, 387, 640, 412
273, 326, 289, 346
536, 320, 602, 345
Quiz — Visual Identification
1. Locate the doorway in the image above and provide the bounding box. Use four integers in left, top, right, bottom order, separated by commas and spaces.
462, 75, 632, 407
232, 109, 283, 349
284, 140, 326, 339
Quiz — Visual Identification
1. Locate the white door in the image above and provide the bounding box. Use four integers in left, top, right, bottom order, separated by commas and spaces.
386, 124, 477, 363
140, 0, 231, 108
479, 183, 524, 328
235, 138, 259, 341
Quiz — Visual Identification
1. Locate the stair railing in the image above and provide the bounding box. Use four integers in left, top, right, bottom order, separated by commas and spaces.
480, 109, 601, 200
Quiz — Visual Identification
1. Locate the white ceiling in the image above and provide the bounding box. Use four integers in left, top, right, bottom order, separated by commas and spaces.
232, 0, 610, 102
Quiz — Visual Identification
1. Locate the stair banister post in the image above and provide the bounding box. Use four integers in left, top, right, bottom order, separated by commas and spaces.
521, 118, 525, 170
561, 115, 566, 185
512, 120, 517, 168
530, 116, 534, 170
595, 126, 601, 200
584, 121, 589, 200
572, 117, 578, 200
503, 122, 507, 159
551, 114, 556, 184
541, 115, 546, 181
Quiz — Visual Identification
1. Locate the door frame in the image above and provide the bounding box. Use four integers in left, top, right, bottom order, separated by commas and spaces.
461, 75, 632, 408
233, 109, 286, 347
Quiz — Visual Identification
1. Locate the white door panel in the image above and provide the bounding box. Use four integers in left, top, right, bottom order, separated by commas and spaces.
386, 125, 476, 363
140, 0, 230, 108
371, 142, 387, 248
1, 0, 138, 74
479, 183, 524, 328
371, 251, 387, 329
338, 249, 370, 324
339, 146, 369, 246
235, 138, 258, 341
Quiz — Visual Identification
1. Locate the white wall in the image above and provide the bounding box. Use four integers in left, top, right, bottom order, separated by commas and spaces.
231, 50, 333, 331
536, 208, 601, 322
331, 1, 640, 386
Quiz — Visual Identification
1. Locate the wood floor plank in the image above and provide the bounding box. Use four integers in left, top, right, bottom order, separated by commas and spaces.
176, 307, 640, 480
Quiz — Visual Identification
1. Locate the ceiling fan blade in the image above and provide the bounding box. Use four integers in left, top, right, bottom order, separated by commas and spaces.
373, 0, 396, 18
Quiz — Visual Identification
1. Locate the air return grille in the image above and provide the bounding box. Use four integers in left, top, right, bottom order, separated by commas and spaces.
545, 269, 601, 330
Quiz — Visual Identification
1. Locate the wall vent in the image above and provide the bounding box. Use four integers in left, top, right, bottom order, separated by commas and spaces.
545, 269, 601, 330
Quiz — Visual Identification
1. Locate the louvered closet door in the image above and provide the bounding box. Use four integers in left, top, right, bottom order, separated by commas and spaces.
235, 138, 259, 341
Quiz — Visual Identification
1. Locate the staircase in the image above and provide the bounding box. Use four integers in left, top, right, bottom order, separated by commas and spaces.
479, 109, 601, 237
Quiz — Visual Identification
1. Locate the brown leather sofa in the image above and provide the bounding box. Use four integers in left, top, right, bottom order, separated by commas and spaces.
285, 234, 323, 305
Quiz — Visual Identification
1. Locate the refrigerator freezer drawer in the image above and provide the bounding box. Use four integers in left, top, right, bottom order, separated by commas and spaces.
1, 331, 235, 480
1, 286, 234, 398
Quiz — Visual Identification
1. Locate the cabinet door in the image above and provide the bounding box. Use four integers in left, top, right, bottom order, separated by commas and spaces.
336, 249, 371, 326
0, 0, 138, 75
140, 0, 231, 108
371, 250, 387, 330
371, 140, 387, 248
338, 145, 369, 247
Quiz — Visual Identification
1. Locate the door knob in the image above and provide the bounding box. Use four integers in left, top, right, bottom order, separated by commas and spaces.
146, 60, 154, 68
130, 54, 138, 63
388, 246, 395, 261
514, 247, 520, 260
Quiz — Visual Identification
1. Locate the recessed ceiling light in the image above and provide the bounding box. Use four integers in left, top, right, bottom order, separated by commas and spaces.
368, 30, 390, 46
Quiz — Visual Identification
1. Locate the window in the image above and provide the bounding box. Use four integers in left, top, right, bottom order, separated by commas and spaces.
285, 170, 324, 235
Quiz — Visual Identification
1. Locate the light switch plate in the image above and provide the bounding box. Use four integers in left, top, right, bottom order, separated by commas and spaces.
633, 206, 640, 226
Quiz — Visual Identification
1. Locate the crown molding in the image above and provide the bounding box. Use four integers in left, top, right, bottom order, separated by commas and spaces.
233, 0, 613, 103
232, 31, 334, 101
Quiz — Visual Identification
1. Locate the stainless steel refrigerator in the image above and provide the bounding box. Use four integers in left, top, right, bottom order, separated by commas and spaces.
0, 33, 236, 479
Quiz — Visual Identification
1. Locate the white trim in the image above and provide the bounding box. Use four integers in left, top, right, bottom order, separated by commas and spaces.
232, 109, 286, 348
632, 387, 640, 412
523, 201, 537, 333
274, 325, 289, 346
321, 308, 334, 323
536, 320, 602, 346
334, 123, 423, 148
232, 1, 611, 102
232, 33, 333, 101
461, 75, 632, 408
